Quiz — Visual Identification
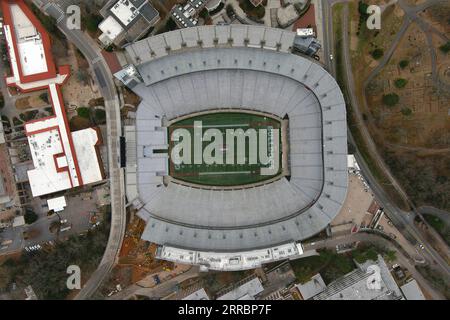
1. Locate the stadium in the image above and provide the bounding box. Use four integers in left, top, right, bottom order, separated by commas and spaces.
121, 25, 348, 270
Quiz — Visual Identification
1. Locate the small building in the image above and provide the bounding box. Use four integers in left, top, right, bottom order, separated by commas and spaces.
400, 279, 426, 300
182, 288, 210, 300
296, 28, 315, 37
295, 273, 326, 300
217, 277, 264, 300
98, 0, 160, 46
13, 215, 25, 227
170, 0, 209, 29
47, 196, 67, 213
293, 36, 321, 57
347, 154, 360, 173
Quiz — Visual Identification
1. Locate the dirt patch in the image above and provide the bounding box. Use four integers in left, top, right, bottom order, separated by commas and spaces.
349, 2, 450, 210
15, 93, 49, 110
70, 116, 92, 131
122, 87, 141, 107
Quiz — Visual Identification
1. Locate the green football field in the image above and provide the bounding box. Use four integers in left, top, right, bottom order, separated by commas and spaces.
168, 112, 282, 187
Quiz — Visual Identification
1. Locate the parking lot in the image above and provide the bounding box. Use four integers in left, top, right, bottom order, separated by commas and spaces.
1, 184, 109, 254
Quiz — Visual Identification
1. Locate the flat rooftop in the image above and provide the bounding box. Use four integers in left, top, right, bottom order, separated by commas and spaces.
2, 0, 104, 198
9, 4, 47, 76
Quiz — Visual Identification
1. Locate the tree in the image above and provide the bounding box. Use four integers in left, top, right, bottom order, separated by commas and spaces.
0, 263, 12, 290
39, 92, 49, 104
399, 59, 409, 69
76, 69, 88, 84
384, 250, 397, 263
77, 107, 90, 119
24, 210, 38, 225
226, 4, 235, 18
439, 41, 450, 54
353, 246, 379, 263
199, 8, 209, 20
84, 14, 103, 33
94, 109, 106, 124
358, 1, 369, 17
371, 48, 384, 60
382, 93, 399, 107
394, 78, 408, 89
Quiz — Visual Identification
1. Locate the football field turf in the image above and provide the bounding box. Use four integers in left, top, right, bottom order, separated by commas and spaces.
168, 112, 282, 186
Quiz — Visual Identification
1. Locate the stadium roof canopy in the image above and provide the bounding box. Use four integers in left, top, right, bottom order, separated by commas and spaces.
124, 25, 348, 254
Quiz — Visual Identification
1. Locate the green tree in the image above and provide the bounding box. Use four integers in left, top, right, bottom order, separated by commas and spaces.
353, 246, 378, 263
39, 92, 49, 104
358, 1, 369, 17
394, 78, 408, 88
84, 14, 103, 33
94, 109, 106, 124
384, 250, 397, 263
199, 8, 209, 20
371, 48, 384, 60
399, 59, 409, 69
24, 210, 38, 225
382, 93, 400, 107
77, 107, 90, 119
439, 41, 450, 54
0, 264, 12, 290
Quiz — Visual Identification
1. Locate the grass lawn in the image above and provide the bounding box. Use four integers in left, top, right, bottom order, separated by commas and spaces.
291, 249, 356, 284
168, 112, 282, 186
423, 214, 450, 246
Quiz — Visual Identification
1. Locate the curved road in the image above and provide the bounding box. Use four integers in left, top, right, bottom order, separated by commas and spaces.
32, 0, 127, 299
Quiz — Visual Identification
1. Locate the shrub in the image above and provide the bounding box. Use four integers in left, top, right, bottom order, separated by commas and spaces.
353, 246, 379, 263
24, 210, 38, 225
226, 4, 235, 18
382, 93, 399, 107
439, 41, 450, 54
39, 92, 49, 104
94, 109, 106, 123
394, 78, 408, 88
358, 1, 369, 17
77, 107, 90, 119
399, 59, 409, 69
199, 8, 209, 19
84, 14, 103, 33
371, 48, 384, 60
400, 107, 412, 117
401, 107, 413, 116
239, 0, 265, 19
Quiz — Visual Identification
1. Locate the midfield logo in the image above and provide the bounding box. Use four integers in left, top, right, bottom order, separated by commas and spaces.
170, 121, 280, 176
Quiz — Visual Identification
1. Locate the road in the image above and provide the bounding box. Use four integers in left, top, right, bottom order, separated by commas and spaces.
31, 0, 126, 299
108, 267, 200, 300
